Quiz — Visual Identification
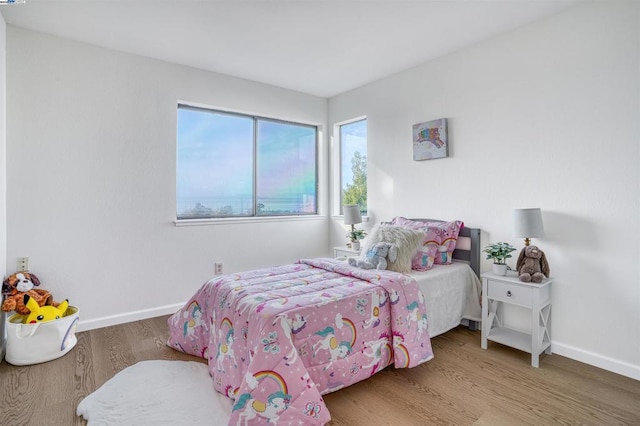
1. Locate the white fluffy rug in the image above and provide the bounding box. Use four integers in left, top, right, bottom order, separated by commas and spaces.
77, 360, 232, 425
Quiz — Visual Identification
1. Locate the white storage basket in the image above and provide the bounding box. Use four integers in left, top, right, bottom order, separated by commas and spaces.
5, 306, 79, 366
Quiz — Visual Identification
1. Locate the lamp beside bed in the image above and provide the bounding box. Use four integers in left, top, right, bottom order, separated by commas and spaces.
343, 204, 365, 250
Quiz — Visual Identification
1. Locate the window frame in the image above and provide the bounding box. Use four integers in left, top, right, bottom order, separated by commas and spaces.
176, 103, 319, 221
334, 116, 368, 217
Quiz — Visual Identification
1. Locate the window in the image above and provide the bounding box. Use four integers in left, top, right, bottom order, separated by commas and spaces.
177, 105, 318, 219
340, 119, 367, 215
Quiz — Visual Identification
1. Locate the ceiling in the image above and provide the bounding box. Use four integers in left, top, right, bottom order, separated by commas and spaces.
1, 0, 580, 98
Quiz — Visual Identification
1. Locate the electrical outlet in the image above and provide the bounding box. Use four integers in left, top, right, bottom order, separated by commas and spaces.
214, 262, 223, 275
17, 257, 29, 272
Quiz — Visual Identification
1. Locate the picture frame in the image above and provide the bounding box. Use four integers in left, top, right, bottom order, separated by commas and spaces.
412, 118, 448, 161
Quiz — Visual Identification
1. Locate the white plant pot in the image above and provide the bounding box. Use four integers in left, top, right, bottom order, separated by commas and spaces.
352, 241, 361, 251
492, 263, 508, 276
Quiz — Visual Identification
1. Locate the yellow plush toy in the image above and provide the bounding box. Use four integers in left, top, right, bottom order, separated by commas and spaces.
22, 294, 69, 324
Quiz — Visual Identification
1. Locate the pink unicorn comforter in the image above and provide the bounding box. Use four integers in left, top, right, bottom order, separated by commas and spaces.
167, 258, 434, 425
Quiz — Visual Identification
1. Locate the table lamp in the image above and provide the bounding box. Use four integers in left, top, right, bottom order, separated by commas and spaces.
512, 208, 544, 247
343, 204, 363, 247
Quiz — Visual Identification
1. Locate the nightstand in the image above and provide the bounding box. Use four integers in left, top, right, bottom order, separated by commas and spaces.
481, 272, 552, 368
333, 246, 360, 259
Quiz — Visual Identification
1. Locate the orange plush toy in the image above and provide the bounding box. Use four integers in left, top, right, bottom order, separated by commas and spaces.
1, 272, 54, 315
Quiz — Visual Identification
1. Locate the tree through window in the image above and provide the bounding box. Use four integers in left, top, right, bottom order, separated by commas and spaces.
340, 119, 367, 215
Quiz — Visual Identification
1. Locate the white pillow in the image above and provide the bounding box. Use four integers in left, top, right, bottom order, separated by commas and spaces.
360, 224, 424, 273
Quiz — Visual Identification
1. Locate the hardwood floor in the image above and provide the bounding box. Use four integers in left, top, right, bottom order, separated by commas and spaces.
1, 316, 639, 425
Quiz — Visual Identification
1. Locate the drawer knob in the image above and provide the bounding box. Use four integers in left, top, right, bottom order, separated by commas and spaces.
506, 290, 512, 297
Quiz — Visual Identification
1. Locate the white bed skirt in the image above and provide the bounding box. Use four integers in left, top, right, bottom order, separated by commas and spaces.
406, 262, 482, 338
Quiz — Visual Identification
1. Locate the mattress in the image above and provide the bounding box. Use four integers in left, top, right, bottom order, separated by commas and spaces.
406, 261, 482, 337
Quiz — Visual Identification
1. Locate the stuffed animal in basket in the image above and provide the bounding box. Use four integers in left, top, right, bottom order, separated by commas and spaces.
22, 294, 69, 324
516, 245, 550, 283
2, 272, 54, 315
348, 242, 398, 270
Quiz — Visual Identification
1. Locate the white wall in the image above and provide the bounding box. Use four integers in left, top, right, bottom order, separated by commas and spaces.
5, 27, 329, 330
329, 1, 640, 379
5, 2, 639, 380
0, 13, 6, 359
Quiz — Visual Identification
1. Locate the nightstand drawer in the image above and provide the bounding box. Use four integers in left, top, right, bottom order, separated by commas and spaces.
487, 280, 532, 307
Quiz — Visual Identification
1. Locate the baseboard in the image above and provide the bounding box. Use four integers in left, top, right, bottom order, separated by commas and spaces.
552, 341, 640, 381
77, 302, 185, 333
74, 305, 640, 382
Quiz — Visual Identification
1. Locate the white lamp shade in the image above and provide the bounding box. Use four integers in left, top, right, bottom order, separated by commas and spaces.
343, 205, 362, 226
512, 208, 545, 238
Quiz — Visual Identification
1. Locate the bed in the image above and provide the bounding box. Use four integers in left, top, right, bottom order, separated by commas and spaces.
167, 219, 481, 425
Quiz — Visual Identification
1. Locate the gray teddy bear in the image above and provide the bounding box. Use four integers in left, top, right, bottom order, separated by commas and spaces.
348, 242, 398, 270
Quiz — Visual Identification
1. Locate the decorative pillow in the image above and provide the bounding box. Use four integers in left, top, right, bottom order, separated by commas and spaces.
411, 243, 439, 271
391, 217, 464, 267
390, 217, 438, 270
359, 224, 423, 273
431, 220, 463, 264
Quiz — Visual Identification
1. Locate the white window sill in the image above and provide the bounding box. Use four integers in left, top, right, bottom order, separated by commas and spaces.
174, 214, 326, 226
331, 215, 370, 222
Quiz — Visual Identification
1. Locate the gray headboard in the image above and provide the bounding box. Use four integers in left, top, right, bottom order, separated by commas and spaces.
408, 219, 481, 279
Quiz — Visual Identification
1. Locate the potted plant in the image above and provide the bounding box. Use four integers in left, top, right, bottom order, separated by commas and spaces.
346, 228, 367, 250
483, 242, 516, 276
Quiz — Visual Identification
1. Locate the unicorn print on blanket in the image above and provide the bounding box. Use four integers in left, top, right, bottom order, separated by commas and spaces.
288, 313, 307, 334
406, 300, 420, 323
216, 318, 237, 372
406, 293, 429, 336
389, 288, 400, 305
416, 313, 429, 337
312, 314, 356, 371
274, 316, 298, 367
232, 391, 291, 425
233, 370, 292, 426
363, 290, 388, 329
361, 337, 393, 376
182, 301, 204, 339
